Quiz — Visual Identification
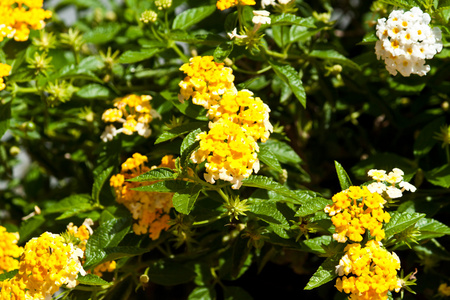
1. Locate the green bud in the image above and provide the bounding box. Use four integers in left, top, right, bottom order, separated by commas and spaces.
155, 0, 172, 10
9, 146, 20, 156
140, 10, 158, 23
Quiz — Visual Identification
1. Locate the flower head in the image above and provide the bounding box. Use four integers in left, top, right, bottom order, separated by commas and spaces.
375, 7, 442, 76
216, 0, 256, 11
252, 10, 271, 25
0, 0, 52, 42
111, 154, 176, 239
0, 63, 12, 91
0, 226, 23, 274
101, 94, 157, 141
325, 186, 390, 242
335, 240, 401, 299
0, 232, 85, 299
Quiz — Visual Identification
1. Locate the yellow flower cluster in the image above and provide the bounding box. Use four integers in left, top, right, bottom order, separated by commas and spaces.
179, 56, 236, 108
325, 186, 391, 243
110, 153, 175, 240
335, 240, 402, 300
101, 94, 159, 142
0, 63, 12, 91
179, 56, 272, 189
216, 0, 256, 10
0, 0, 52, 42
0, 232, 85, 300
0, 226, 23, 273
192, 118, 260, 189
67, 220, 117, 277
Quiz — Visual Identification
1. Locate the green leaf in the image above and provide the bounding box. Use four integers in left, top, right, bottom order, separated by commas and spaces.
84, 217, 132, 269
134, 180, 195, 193
103, 246, 150, 261
262, 139, 301, 165
258, 143, 283, 173
295, 197, 332, 217
76, 84, 114, 100
172, 184, 202, 215
224, 286, 253, 300
78, 56, 105, 71
269, 60, 306, 108
414, 117, 445, 157
56, 203, 95, 220
0, 270, 18, 282
188, 286, 216, 300
384, 212, 425, 237
45, 194, 92, 213
147, 260, 196, 286
415, 218, 450, 241
129, 167, 176, 182
92, 139, 121, 203
155, 122, 207, 144
304, 255, 339, 290
18, 215, 45, 244
378, 0, 414, 9
271, 14, 316, 27
308, 49, 361, 71
56, 64, 103, 83
83, 23, 121, 44
248, 200, 290, 228
334, 161, 352, 190
92, 166, 114, 204
425, 164, 450, 188
118, 48, 160, 64
0, 100, 11, 139
299, 235, 333, 254
160, 91, 208, 121
358, 32, 378, 45
241, 175, 299, 201
172, 5, 216, 30
289, 22, 326, 44
180, 128, 202, 167
77, 274, 111, 286
214, 41, 234, 63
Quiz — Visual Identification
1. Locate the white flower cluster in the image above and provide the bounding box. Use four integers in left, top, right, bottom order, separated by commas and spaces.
375, 7, 442, 77
252, 10, 271, 25
367, 168, 416, 199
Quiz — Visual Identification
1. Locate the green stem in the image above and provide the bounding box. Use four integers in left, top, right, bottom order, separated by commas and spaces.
150, 24, 163, 42
192, 213, 227, 227
73, 47, 80, 65
15, 86, 39, 93
216, 188, 229, 203
170, 43, 189, 62
164, 10, 170, 31
237, 5, 244, 32
231, 65, 272, 75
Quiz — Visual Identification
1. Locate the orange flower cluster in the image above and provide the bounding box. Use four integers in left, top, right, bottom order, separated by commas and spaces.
216, 0, 256, 10
110, 153, 175, 240
0, 0, 52, 42
335, 240, 402, 300
325, 186, 391, 243
179, 56, 272, 189
67, 220, 117, 277
0, 226, 23, 274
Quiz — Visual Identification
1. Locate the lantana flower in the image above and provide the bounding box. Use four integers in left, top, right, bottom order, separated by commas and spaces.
375, 7, 442, 76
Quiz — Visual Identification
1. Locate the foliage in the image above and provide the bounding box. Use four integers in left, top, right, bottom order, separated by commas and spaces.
0, 0, 450, 299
